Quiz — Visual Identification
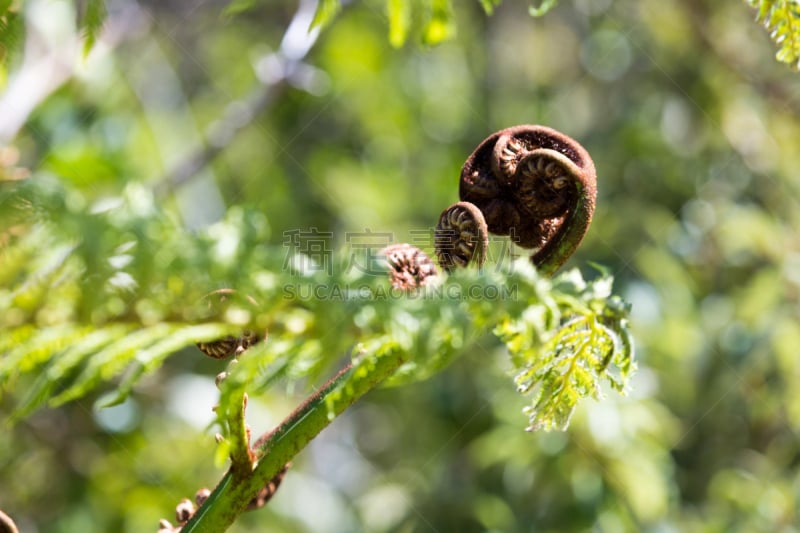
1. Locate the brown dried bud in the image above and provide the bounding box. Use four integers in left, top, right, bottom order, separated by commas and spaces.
434, 202, 488, 272
381, 244, 439, 290
157, 518, 177, 532
195, 488, 211, 507
175, 498, 195, 524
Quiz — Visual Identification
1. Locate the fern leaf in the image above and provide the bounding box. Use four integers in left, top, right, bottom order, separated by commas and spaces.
0, 4, 23, 77
80, 0, 107, 57
3, 243, 78, 316
11, 325, 135, 420
0, 325, 92, 383
103, 323, 236, 407
499, 270, 636, 432
49, 323, 179, 406
748, 0, 800, 69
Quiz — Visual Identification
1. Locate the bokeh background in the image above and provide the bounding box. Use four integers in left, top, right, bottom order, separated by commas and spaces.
2, 0, 800, 531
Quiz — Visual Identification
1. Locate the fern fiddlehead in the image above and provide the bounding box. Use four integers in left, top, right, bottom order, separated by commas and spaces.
169, 126, 619, 531
459, 125, 597, 276
382, 243, 440, 289
434, 201, 489, 271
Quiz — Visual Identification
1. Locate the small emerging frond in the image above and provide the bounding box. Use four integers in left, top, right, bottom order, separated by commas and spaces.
496, 264, 635, 431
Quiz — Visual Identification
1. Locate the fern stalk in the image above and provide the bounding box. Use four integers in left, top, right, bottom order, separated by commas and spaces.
181, 345, 405, 532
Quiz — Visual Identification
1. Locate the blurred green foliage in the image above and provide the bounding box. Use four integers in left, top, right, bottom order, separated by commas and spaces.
2, 0, 800, 532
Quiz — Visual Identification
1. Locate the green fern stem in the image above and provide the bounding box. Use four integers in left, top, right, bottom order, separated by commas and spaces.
181, 345, 405, 532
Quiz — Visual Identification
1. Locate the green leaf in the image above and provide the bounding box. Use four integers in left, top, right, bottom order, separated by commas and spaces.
102, 323, 236, 407
387, 0, 412, 48
529, 0, 559, 17
10, 325, 134, 421
49, 323, 178, 406
502, 272, 635, 432
0, 325, 91, 383
310, 0, 341, 31
422, 0, 456, 45
747, 0, 800, 69
80, 0, 107, 57
0, 6, 23, 85
478, 0, 503, 15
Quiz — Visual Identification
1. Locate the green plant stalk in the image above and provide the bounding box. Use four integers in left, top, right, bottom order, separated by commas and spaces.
181, 347, 406, 532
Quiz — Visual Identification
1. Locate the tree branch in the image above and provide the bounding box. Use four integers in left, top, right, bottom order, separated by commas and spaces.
155, 0, 327, 197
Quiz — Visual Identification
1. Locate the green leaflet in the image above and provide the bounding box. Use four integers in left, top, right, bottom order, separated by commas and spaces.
10, 324, 134, 420
102, 322, 237, 407
496, 269, 636, 432
0, 325, 93, 382
48, 323, 178, 406
0, 4, 22, 72
310, 0, 341, 31
748, 0, 800, 69
387, 0, 412, 47
422, 0, 455, 45
80, 0, 107, 57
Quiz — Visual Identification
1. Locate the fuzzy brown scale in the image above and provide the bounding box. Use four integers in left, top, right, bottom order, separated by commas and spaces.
460, 124, 597, 273
434, 201, 489, 272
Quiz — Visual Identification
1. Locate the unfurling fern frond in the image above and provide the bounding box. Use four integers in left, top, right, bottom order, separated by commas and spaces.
1, 177, 633, 435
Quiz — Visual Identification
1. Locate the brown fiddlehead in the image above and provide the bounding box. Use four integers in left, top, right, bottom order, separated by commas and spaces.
434, 201, 489, 272
459, 125, 597, 276
382, 243, 439, 289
